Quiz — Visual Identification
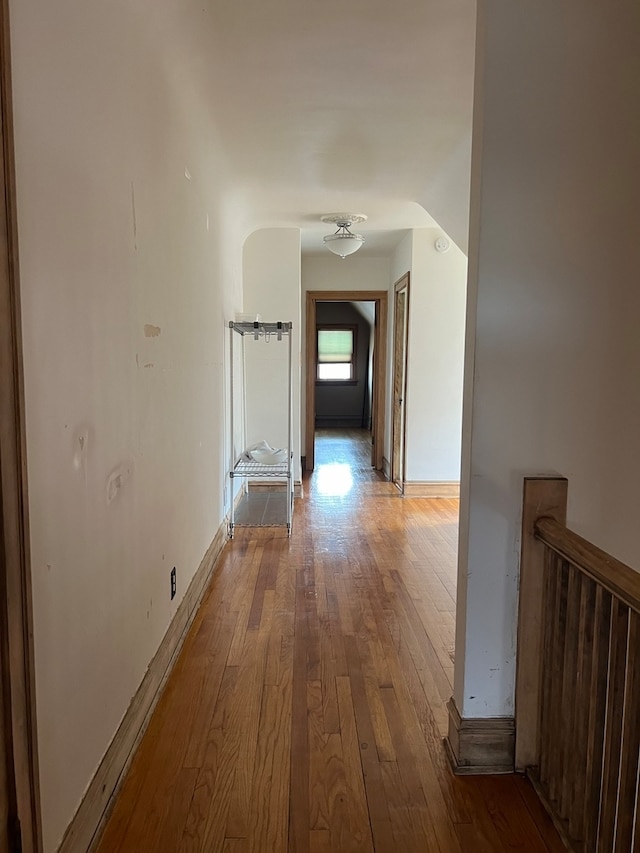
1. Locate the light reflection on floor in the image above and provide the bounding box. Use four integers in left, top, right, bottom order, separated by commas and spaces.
315, 462, 354, 497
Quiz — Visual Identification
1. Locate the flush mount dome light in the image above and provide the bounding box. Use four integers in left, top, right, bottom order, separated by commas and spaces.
321, 213, 367, 258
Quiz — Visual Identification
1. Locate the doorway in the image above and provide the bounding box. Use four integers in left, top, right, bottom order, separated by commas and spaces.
305, 290, 388, 473
391, 273, 410, 492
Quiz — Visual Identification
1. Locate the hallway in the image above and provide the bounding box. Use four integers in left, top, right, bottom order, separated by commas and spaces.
95, 430, 563, 852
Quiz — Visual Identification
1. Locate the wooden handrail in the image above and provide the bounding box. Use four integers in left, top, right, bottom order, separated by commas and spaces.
535, 516, 640, 614
518, 480, 640, 851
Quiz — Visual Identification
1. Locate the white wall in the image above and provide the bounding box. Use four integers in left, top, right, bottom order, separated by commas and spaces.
456, 0, 640, 719
243, 229, 302, 481
10, 1, 243, 849
389, 230, 467, 483
301, 254, 392, 455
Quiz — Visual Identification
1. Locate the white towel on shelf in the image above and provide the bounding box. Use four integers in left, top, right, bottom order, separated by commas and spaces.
241, 440, 287, 465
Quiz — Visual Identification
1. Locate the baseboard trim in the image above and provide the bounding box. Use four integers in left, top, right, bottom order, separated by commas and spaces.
445, 698, 514, 775
403, 481, 460, 498
59, 522, 229, 853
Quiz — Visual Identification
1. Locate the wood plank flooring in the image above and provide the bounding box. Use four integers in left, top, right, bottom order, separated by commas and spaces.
95, 429, 564, 852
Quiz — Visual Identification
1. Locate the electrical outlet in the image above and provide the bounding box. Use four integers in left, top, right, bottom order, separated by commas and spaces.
170, 567, 176, 600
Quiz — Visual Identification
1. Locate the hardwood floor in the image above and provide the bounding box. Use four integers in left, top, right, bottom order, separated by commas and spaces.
95, 429, 563, 852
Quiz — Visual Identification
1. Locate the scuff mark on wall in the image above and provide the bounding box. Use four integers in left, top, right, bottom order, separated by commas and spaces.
144, 363, 154, 368
144, 324, 161, 338
106, 462, 133, 504
72, 425, 92, 476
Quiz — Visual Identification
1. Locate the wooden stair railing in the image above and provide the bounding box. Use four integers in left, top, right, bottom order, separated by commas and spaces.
516, 478, 640, 853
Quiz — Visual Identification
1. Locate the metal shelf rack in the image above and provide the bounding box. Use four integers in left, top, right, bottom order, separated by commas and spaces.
228, 320, 293, 537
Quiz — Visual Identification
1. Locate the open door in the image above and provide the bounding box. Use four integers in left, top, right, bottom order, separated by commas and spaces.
391, 273, 410, 492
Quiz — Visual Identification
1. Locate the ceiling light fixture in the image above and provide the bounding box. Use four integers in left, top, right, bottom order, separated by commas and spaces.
321, 213, 367, 258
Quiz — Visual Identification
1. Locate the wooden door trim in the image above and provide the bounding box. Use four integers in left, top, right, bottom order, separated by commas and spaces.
305, 291, 387, 472
391, 273, 410, 492
0, 0, 42, 849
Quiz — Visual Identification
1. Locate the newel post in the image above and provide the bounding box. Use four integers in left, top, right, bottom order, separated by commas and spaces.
515, 477, 568, 772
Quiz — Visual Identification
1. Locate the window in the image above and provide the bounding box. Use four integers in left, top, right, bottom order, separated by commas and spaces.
316, 325, 357, 381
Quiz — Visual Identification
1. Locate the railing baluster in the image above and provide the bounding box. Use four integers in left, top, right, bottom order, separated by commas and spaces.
539, 546, 559, 787
614, 609, 640, 851
559, 564, 582, 820
582, 586, 611, 851
597, 599, 630, 852
547, 557, 569, 807
568, 574, 596, 844
582, 587, 612, 852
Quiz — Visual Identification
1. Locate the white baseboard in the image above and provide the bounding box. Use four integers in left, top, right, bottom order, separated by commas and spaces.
58, 522, 229, 853
403, 481, 460, 498
445, 698, 514, 775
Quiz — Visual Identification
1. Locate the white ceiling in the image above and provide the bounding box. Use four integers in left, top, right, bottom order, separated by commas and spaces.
190, 0, 476, 254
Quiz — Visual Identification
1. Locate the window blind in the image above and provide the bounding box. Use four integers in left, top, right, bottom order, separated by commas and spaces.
317, 329, 354, 363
